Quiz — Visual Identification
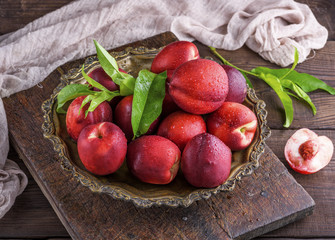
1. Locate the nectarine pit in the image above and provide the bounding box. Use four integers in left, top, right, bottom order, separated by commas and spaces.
299, 140, 319, 160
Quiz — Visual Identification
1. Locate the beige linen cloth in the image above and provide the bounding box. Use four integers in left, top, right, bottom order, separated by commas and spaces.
0, 0, 328, 218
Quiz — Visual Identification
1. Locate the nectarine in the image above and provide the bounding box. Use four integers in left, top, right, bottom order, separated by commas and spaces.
169, 59, 229, 114
207, 102, 257, 151
157, 111, 206, 150
127, 135, 181, 184
284, 128, 334, 174
181, 133, 232, 188
77, 122, 127, 175
66, 96, 113, 141
114, 95, 159, 141
151, 41, 199, 74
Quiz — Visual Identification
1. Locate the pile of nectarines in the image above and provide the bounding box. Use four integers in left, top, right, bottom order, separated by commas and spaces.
65, 41, 258, 188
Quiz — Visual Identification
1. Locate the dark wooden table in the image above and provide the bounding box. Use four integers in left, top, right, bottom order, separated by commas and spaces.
0, 1, 334, 239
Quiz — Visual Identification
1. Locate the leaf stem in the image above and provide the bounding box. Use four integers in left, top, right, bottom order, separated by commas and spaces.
209, 46, 258, 77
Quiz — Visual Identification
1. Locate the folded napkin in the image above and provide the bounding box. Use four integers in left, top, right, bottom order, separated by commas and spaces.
0, 0, 328, 218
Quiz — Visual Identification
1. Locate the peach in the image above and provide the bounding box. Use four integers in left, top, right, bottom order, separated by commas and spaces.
207, 102, 257, 151
157, 111, 206, 150
126, 135, 181, 184
181, 133, 232, 188
284, 128, 334, 174
169, 59, 229, 114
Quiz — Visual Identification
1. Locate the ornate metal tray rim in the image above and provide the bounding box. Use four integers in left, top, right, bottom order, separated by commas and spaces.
42, 46, 271, 208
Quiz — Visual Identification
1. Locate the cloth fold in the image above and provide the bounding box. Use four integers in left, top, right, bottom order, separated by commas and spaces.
0, 0, 328, 218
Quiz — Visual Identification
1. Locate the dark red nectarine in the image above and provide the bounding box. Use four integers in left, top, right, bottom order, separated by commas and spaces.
126, 135, 181, 184
181, 133, 232, 188
88, 67, 127, 108
114, 95, 159, 141
221, 65, 247, 103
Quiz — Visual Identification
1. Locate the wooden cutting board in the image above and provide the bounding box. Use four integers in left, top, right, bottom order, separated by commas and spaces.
3, 32, 314, 240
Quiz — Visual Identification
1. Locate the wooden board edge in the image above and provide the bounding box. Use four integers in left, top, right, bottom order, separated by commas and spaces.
8, 134, 80, 239
238, 205, 315, 240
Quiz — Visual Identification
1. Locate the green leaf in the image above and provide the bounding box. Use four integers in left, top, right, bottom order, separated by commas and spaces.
252, 67, 335, 95
279, 47, 299, 81
87, 91, 112, 114
285, 91, 300, 100
281, 79, 316, 115
119, 72, 136, 96
131, 70, 167, 138
94, 40, 123, 85
79, 90, 121, 117
56, 84, 95, 113
79, 94, 96, 117
258, 73, 294, 128
94, 40, 136, 93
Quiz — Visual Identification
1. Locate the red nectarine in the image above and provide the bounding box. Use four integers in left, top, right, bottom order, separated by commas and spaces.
157, 111, 206, 150
126, 135, 181, 185
207, 102, 257, 151
66, 96, 113, 141
169, 59, 229, 114
151, 41, 199, 74
77, 122, 127, 175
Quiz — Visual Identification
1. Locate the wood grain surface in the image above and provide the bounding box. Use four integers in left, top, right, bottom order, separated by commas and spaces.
0, 0, 334, 239
1, 32, 316, 240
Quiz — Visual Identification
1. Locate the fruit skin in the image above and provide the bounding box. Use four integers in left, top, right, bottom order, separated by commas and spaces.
88, 67, 120, 92
161, 90, 181, 118
284, 128, 334, 174
150, 41, 200, 74
157, 111, 206, 151
222, 65, 247, 103
126, 135, 181, 185
181, 133, 232, 188
88, 67, 127, 108
161, 74, 181, 117
114, 95, 159, 141
66, 96, 113, 142
77, 122, 127, 176
169, 59, 229, 114
206, 102, 257, 151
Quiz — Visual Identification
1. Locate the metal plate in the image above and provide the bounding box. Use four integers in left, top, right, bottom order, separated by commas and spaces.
42, 46, 271, 207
